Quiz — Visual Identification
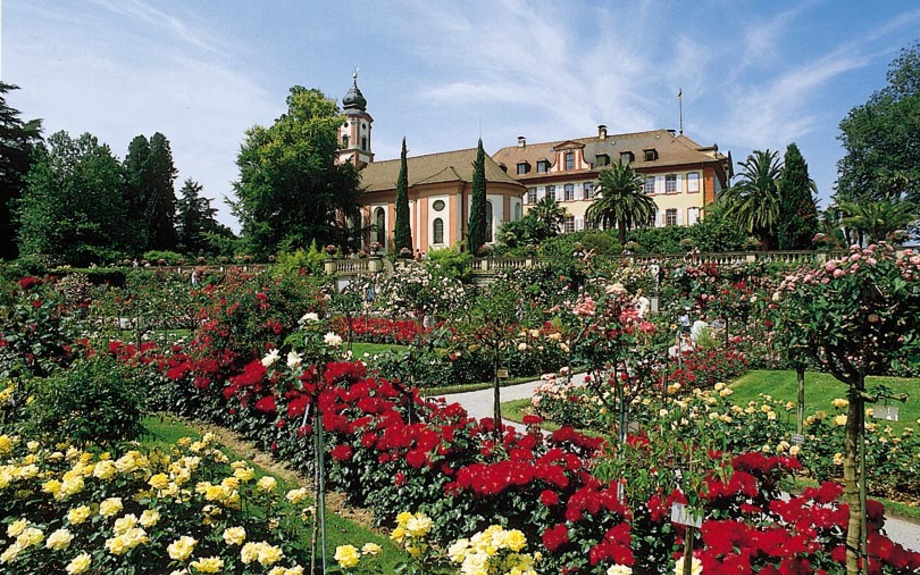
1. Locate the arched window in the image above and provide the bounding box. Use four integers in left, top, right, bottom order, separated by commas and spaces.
361, 136, 367, 151
374, 207, 386, 245
485, 201, 494, 243
514, 203, 523, 221
433, 218, 444, 244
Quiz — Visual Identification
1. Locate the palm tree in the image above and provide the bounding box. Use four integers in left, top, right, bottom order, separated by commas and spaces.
719, 150, 783, 249
586, 161, 656, 247
838, 199, 918, 245
528, 196, 568, 234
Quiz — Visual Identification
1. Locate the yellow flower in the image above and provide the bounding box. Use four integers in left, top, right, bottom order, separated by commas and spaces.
46, 528, 73, 550
607, 565, 634, 575
406, 514, 433, 537
240, 542, 261, 564
833, 452, 845, 466
286, 488, 308, 504
7, 518, 28, 537
100, 497, 123, 517
834, 414, 848, 426
42, 479, 62, 497
139, 509, 160, 528
395, 511, 414, 526
257, 543, 283, 566
789, 445, 801, 456
190, 556, 224, 573
832, 398, 849, 409
390, 526, 406, 544
257, 476, 277, 492
61, 476, 85, 498
223, 526, 246, 546
65, 552, 92, 574
167, 536, 197, 561
114, 514, 138, 536
149, 473, 169, 490
93, 460, 117, 480
17, 526, 44, 548
233, 466, 255, 482
673, 554, 703, 575
0, 435, 15, 456
335, 544, 361, 569
361, 542, 382, 556
0, 544, 21, 564
503, 529, 527, 552
67, 506, 91, 525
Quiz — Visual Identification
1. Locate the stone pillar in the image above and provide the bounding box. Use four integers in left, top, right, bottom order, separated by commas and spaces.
324, 258, 338, 276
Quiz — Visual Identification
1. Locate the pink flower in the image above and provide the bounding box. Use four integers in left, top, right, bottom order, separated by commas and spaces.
833, 269, 845, 279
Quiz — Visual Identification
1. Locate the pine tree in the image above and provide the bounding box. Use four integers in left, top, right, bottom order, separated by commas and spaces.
777, 143, 818, 250
467, 138, 488, 254
123, 133, 179, 252
176, 178, 226, 255
394, 137, 412, 254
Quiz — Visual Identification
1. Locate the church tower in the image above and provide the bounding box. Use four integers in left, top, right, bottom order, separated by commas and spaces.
337, 72, 374, 169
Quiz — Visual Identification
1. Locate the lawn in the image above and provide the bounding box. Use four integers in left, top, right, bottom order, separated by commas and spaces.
349, 341, 410, 358
730, 370, 919, 432
140, 414, 406, 571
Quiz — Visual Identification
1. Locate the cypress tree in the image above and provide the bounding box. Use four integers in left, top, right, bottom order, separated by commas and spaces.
777, 143, 818, 250
394, 137, 412, 254
468, 138, 487, 254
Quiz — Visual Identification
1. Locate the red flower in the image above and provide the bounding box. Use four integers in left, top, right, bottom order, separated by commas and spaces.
330, 444, 353, 462
18, 276, 42, 290
254, 395, 277, 414
540, 489, 559, 506
542, 524, 569, 552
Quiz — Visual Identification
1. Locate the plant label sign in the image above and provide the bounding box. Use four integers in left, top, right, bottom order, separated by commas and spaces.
872, 405, 899, 422
790, 434, 805, 445
670, 503, 702, 528
497, 369, 510, 380
627, 420, 640, 433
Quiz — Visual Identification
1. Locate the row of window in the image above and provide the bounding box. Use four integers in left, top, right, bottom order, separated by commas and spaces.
517, 148, 663, 174
562, 207, 701, 233
526, 183, 595, 204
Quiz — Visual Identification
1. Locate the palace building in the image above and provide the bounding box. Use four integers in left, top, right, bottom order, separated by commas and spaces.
337, 75, 732, 252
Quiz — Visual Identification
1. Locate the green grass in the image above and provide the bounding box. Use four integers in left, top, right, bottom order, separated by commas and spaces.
730, 370, 919, 431
349, 342, 410, 358
139, 414, 406, 571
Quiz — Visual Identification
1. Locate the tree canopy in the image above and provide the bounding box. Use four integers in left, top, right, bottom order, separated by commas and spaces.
836, 42, 920, 206
719, 149, 783, 249
232, 86, 362, 259
176, 178, 233, 255
0, 82, 43, 260
585, 160, 655, 247
16, 131, 130, 266
123, 132, 179, 252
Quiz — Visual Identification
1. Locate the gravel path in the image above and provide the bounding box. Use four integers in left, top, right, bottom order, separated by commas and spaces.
437, 377, 920, 552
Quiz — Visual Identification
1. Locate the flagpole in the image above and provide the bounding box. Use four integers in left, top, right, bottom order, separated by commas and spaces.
678, 88, 683, 135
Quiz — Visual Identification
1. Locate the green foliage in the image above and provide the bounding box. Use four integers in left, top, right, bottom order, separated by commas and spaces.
17, 131, 131, 266
273, 241, 326, 276
123, 132, 179, 252
0, 82, 43, 260
836, 41, 920, 207
232, 86, 362, 259
467, 139, 488, 254
719, 149, 783, 249
838, 199, 918, 246
423, 245, 472, 282
395, 137, 413, 254
143, 250, 186, 265
176, 178, 232, 256
0, 279, 76, 379
539, 230, 621, 258
776, 143, 818, 250
586, 161, 655, 246
26, 354, 145, 447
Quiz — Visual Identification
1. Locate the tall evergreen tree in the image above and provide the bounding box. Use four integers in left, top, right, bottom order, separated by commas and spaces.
233, 86, 362, 259
0, 82, 43, 259
16, 131, 129, 265
776, 143, 818, 250
394, 137, 412, 254
123, 133, 178, 252
467, 138, 488, 254
175, 178, 229, 255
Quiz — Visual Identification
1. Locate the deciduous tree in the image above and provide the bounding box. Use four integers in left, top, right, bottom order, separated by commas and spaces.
17, 131, 129, 265
232, 86, 362, 259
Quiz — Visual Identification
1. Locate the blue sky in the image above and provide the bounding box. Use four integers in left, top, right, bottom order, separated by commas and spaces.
3, 0, 918, 230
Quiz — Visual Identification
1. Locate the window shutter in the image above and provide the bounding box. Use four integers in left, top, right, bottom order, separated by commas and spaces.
556, 187, 563, 202
575, 216, 584, 231
576, 185, 584, 201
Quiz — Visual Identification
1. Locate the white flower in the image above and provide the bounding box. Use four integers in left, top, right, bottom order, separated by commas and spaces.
299, 312, 320, 324
607, 565, 633, 575
323, 332, 343, 347
286, 351, 303, 369
261, 349, 280, 367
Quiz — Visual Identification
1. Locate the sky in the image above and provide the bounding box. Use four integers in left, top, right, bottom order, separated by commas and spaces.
2, 0, 918, 231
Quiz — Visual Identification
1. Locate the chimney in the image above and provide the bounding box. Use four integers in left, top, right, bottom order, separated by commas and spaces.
598, 124, 607, 140
517, 136, 526, 148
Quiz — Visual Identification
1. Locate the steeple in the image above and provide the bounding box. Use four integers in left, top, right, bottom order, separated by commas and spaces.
337, 71, 374, 169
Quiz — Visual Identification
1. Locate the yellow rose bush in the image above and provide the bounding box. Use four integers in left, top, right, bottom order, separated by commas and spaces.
0, 432, 311, 573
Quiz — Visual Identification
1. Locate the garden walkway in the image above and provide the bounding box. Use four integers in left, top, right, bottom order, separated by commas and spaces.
438, 377, 920, 552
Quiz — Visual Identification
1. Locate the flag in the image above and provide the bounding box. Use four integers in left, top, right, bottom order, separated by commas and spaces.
677, 88, 682, 99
